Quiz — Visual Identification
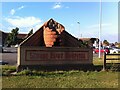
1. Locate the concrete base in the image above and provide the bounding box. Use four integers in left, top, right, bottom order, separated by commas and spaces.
17, 64, 94, 72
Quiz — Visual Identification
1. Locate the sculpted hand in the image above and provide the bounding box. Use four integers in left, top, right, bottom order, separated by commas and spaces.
56, 23, 65, 34
43, 21, 65, 47
43, 26, 57, 47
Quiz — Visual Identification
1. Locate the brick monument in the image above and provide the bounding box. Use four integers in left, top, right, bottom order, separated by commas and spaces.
17, 18, 93, 71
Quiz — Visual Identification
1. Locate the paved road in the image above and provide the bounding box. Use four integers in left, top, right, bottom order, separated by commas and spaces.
1, 52, 17, 65
1, 47, 17, 65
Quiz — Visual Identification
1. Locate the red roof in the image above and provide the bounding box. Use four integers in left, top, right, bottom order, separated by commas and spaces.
17, 34, 27, 39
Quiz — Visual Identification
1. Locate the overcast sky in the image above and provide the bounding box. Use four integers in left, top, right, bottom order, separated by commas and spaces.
1, 2, 118, 43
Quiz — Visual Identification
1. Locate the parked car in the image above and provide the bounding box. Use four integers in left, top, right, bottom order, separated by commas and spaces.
93, 47, 110, 54
14, 44, 18, 48
0, 45, 3, 53
0, 60, 8, 65
109, 47, 120, 53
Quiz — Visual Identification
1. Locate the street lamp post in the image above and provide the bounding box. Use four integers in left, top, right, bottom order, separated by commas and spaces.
77, 22, 80, 38
99, 0, 102, 58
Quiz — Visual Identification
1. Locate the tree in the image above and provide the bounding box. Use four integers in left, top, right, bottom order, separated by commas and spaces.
115, 42, 118, 46
115, 42, 120, 47
5, 27, 19, 46
103, 40, 109, 46
24, 29, 33, 39
28, 29, 33, 36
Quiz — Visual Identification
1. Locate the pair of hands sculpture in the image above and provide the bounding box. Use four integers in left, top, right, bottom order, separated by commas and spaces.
43, 19, 65, 47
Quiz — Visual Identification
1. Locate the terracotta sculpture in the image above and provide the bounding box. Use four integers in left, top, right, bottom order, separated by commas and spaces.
43, 19, 65, 47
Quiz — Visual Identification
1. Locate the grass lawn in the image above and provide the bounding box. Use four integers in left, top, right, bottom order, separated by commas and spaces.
1, 57, 120, 88
2, 71, 119, 88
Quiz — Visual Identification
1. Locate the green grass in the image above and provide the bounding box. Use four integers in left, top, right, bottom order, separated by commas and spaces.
1, 57, 120, 88
2, 71, 119, 88
93, 57, 103, 65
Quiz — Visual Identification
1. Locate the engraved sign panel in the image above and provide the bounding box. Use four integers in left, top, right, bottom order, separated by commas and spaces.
26, 50, 89, 61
